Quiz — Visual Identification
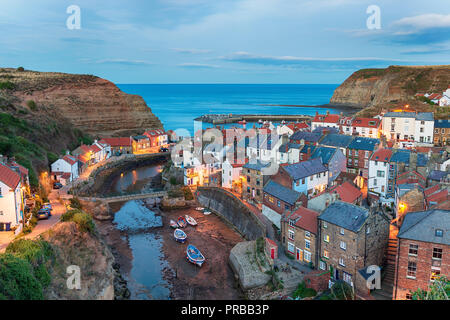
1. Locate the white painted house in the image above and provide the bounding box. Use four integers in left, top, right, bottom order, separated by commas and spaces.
382, 112, 434, 145
414, 113, 434, 145
0, 163, 23, 228
368, 148, 393, 198
222, 159, 244, 189
51, 154, 79, 182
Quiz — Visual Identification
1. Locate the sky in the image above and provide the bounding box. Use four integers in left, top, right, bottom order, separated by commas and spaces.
0, 0, 449, 84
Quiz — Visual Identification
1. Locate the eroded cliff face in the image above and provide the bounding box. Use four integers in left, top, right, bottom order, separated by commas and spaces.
330, 65, 450, 111
1, 68, 163, 137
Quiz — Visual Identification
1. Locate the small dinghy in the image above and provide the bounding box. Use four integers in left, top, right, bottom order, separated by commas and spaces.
195, 207, 205, 211
177, 216, 187, 228
174, 229, 187, 243
186, 245, 205, 267
203, 209, 211, 216
169, 219, 178, 229
185, 215, 197, 226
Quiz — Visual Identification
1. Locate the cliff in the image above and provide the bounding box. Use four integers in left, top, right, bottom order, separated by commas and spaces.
330, 65, 450, 118
0, 68, 163, 137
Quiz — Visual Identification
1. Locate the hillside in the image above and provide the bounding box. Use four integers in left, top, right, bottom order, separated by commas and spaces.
0, 67, 163, 187
330, 65, 450, 118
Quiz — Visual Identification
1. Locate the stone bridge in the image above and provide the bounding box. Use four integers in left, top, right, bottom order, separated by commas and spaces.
79, 190, 168, 204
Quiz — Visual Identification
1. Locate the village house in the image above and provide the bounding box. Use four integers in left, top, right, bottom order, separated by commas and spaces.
262, 180, 306, 228
132, 135, 152, 154
310, 146, 346, 184
221, 159, 246, 192
427, 170, 450, 187
99, 137, 132, 155
271, 158, 328, 197
339, 116, 353, 135
318, 201, 390, 293
385, 150, 413, 199
281, 206, 319, 268
289, 131, 321, 146
0, 163, 24, 230
307, 181, 362, 212
242, 160, 271, 203
184, 159, 222, 187
276, 122, 309, 136
368, 148, 393, 201
433, 119, 450, 146
311, 111, 341, 131
50, 154, 79, 182
349, 117, 381, 138
346, 137, 380, 188
381, 112, 434, 146
5, 159, 29, 188
246, 132, 285, 164
143, 129, 168, 148
393, 209, 449, 300
439, 87, 450, 106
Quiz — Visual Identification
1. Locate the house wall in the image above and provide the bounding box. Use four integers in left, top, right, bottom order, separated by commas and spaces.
242, 167, 265, 203
281, 218, 318, 268
328, 149, 346, 183
306, 171, 328, 195
394, 239, 449, 300
382, 116, 416, 141
368, 160, 389, 197
0, 180, 21, 226
433, 127, 450, 145
414, 120, 434, 145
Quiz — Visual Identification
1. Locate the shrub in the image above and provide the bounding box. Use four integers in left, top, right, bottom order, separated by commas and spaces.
71, 211, 95, 233
17, 67, 24, 72
0, 81, 15, 90
60, 209, 81, 222
26, 100, 37, 111
69, 197, 83, 210
170, 177, 178, 185
292, 281, 317, 299
330, 280, 354, 300
182, 186, 193, 200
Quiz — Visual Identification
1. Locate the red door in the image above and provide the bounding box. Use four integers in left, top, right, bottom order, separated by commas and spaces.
271, 248, 275, 260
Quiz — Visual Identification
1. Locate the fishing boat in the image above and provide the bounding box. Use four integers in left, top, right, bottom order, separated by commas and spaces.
174, 229, 187, 243
203, 209, 211, 216
185, 215, 197, 226
195, 207, 205, 211
186, 245, 205, 267
169, 219, 178, 229
177, 216, 187, 228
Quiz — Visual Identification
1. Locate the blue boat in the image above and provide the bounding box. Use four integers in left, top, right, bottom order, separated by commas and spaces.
186, 245, 205, 267
174, 229, 187, 243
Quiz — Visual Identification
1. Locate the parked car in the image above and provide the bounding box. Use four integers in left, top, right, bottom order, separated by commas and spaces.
37, 210, 49, 220
159, 147, 169, 153
53, 182, 63, 189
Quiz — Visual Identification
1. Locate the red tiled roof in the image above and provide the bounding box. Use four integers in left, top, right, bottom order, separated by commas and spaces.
90, 144, 102, 153
424, 184, 440, 197
332, 181, 362, 204
61, 172, 71, 180
63, 155, 77, 166
426, 189, 448, 204
79, 145, 92, 153
289, 206, 319, 234
77, 154, 89, 164
8, 162, 29, 176
286, 122, 309, 131
0, 163, 21, 189
351, 117, 380, 128
265, 238, 277, 247
371, 148, 393, 162
313, 113, 340, 124
428, 93, 442, 100
99, 137, 132, 147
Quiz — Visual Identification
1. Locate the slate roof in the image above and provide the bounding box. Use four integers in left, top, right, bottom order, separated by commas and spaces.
383, 111, 433, 121
348, 137, 379, 151
415, 112, 434, 121
319, 134, 354, 149
290, 131, 321, 143
312, 126, 340, 134
390, 149, 411, 163
300, 145, 316, 154
318, 201, 369, 233
283, 158, 327, 180
243, 160, 271, 171
310, 146, 336, 165
435, 119, 450, 128
429, 170, 448, 181
397, 209, 449, 245
263, 180, 302, 205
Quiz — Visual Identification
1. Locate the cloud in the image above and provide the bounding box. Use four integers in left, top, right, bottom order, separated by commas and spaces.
219, 52, 409, 68
177, 63, 220, 69
393, 14, 450, 30
172, 48, 212, 54
91, 59, 154, 66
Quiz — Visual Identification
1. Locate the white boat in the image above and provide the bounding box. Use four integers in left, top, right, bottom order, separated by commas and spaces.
174, 229, 187, 243
195, 207, 205, 211
203, 209, 211, 216
185, 215, 198, 226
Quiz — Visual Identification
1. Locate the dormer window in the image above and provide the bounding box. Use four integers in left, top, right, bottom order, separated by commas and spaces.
435, 229, 443, 237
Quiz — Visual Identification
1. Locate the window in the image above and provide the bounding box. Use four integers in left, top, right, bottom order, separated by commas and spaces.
366, 226, 370, 234
289, 230, 295, 240
287, 242, 295, 253
247, 176, 250, 182
348, 150, 352, 156
304, 251, 311, 262
324, 235, 329, 243
340, 241, 346, 250
432, 248, 442, 260
305, 239, 311, 250
343, 272, 352, 284
373, 178, 377, 186
296, 180, 300, 186
302, 178, 305, 185
339, 258, 345, 267
289, 219, 295, 227
277, 200, 281, 207
408, 244, 418, 256
405, 293, 412, 300
407, 261, 417, 279
323, 222, 328, 229
323, 250, 329, 259
319, 261, 326, 270
285, 204, 290, 211
340, 228, 345, 235
431, 269, 441, 282
305, 231, 311, 238
435, 229, 443, 237
365, 151, 369, 158
377, 170, 385, 178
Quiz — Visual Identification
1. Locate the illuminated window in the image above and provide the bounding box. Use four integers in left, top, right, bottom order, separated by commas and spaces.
304, 251, 311, 262
324, 235, 329, 243
323, 250, 329, 259
288, 230, 295, 241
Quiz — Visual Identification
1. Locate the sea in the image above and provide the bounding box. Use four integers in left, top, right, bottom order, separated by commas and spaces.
117, 84, 339, 135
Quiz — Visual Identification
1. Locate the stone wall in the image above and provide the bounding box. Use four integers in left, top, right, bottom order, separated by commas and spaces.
196, 187, 265, 240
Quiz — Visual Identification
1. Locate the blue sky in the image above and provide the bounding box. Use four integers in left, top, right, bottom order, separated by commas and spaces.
0, 0, 449, 83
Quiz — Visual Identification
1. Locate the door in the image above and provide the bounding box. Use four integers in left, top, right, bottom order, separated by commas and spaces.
296, 248, 303, 261
270, 248, 275, 260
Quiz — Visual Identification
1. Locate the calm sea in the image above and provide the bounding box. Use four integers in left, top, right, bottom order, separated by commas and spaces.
117, 84, 339, 134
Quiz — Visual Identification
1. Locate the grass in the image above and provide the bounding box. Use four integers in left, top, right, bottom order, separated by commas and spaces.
61, 208, 95, 233
292, 281, 317, 299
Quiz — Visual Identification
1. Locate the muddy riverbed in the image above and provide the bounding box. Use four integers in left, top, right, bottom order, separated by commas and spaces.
96, 164, 245, 300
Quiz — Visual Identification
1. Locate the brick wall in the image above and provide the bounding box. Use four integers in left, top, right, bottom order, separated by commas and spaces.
394, 239, 449, 300
242, 167, 265, 203
304, 270, 330, 292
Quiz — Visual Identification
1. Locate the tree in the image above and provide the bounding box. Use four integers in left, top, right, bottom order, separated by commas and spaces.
411, 276, 449, 300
